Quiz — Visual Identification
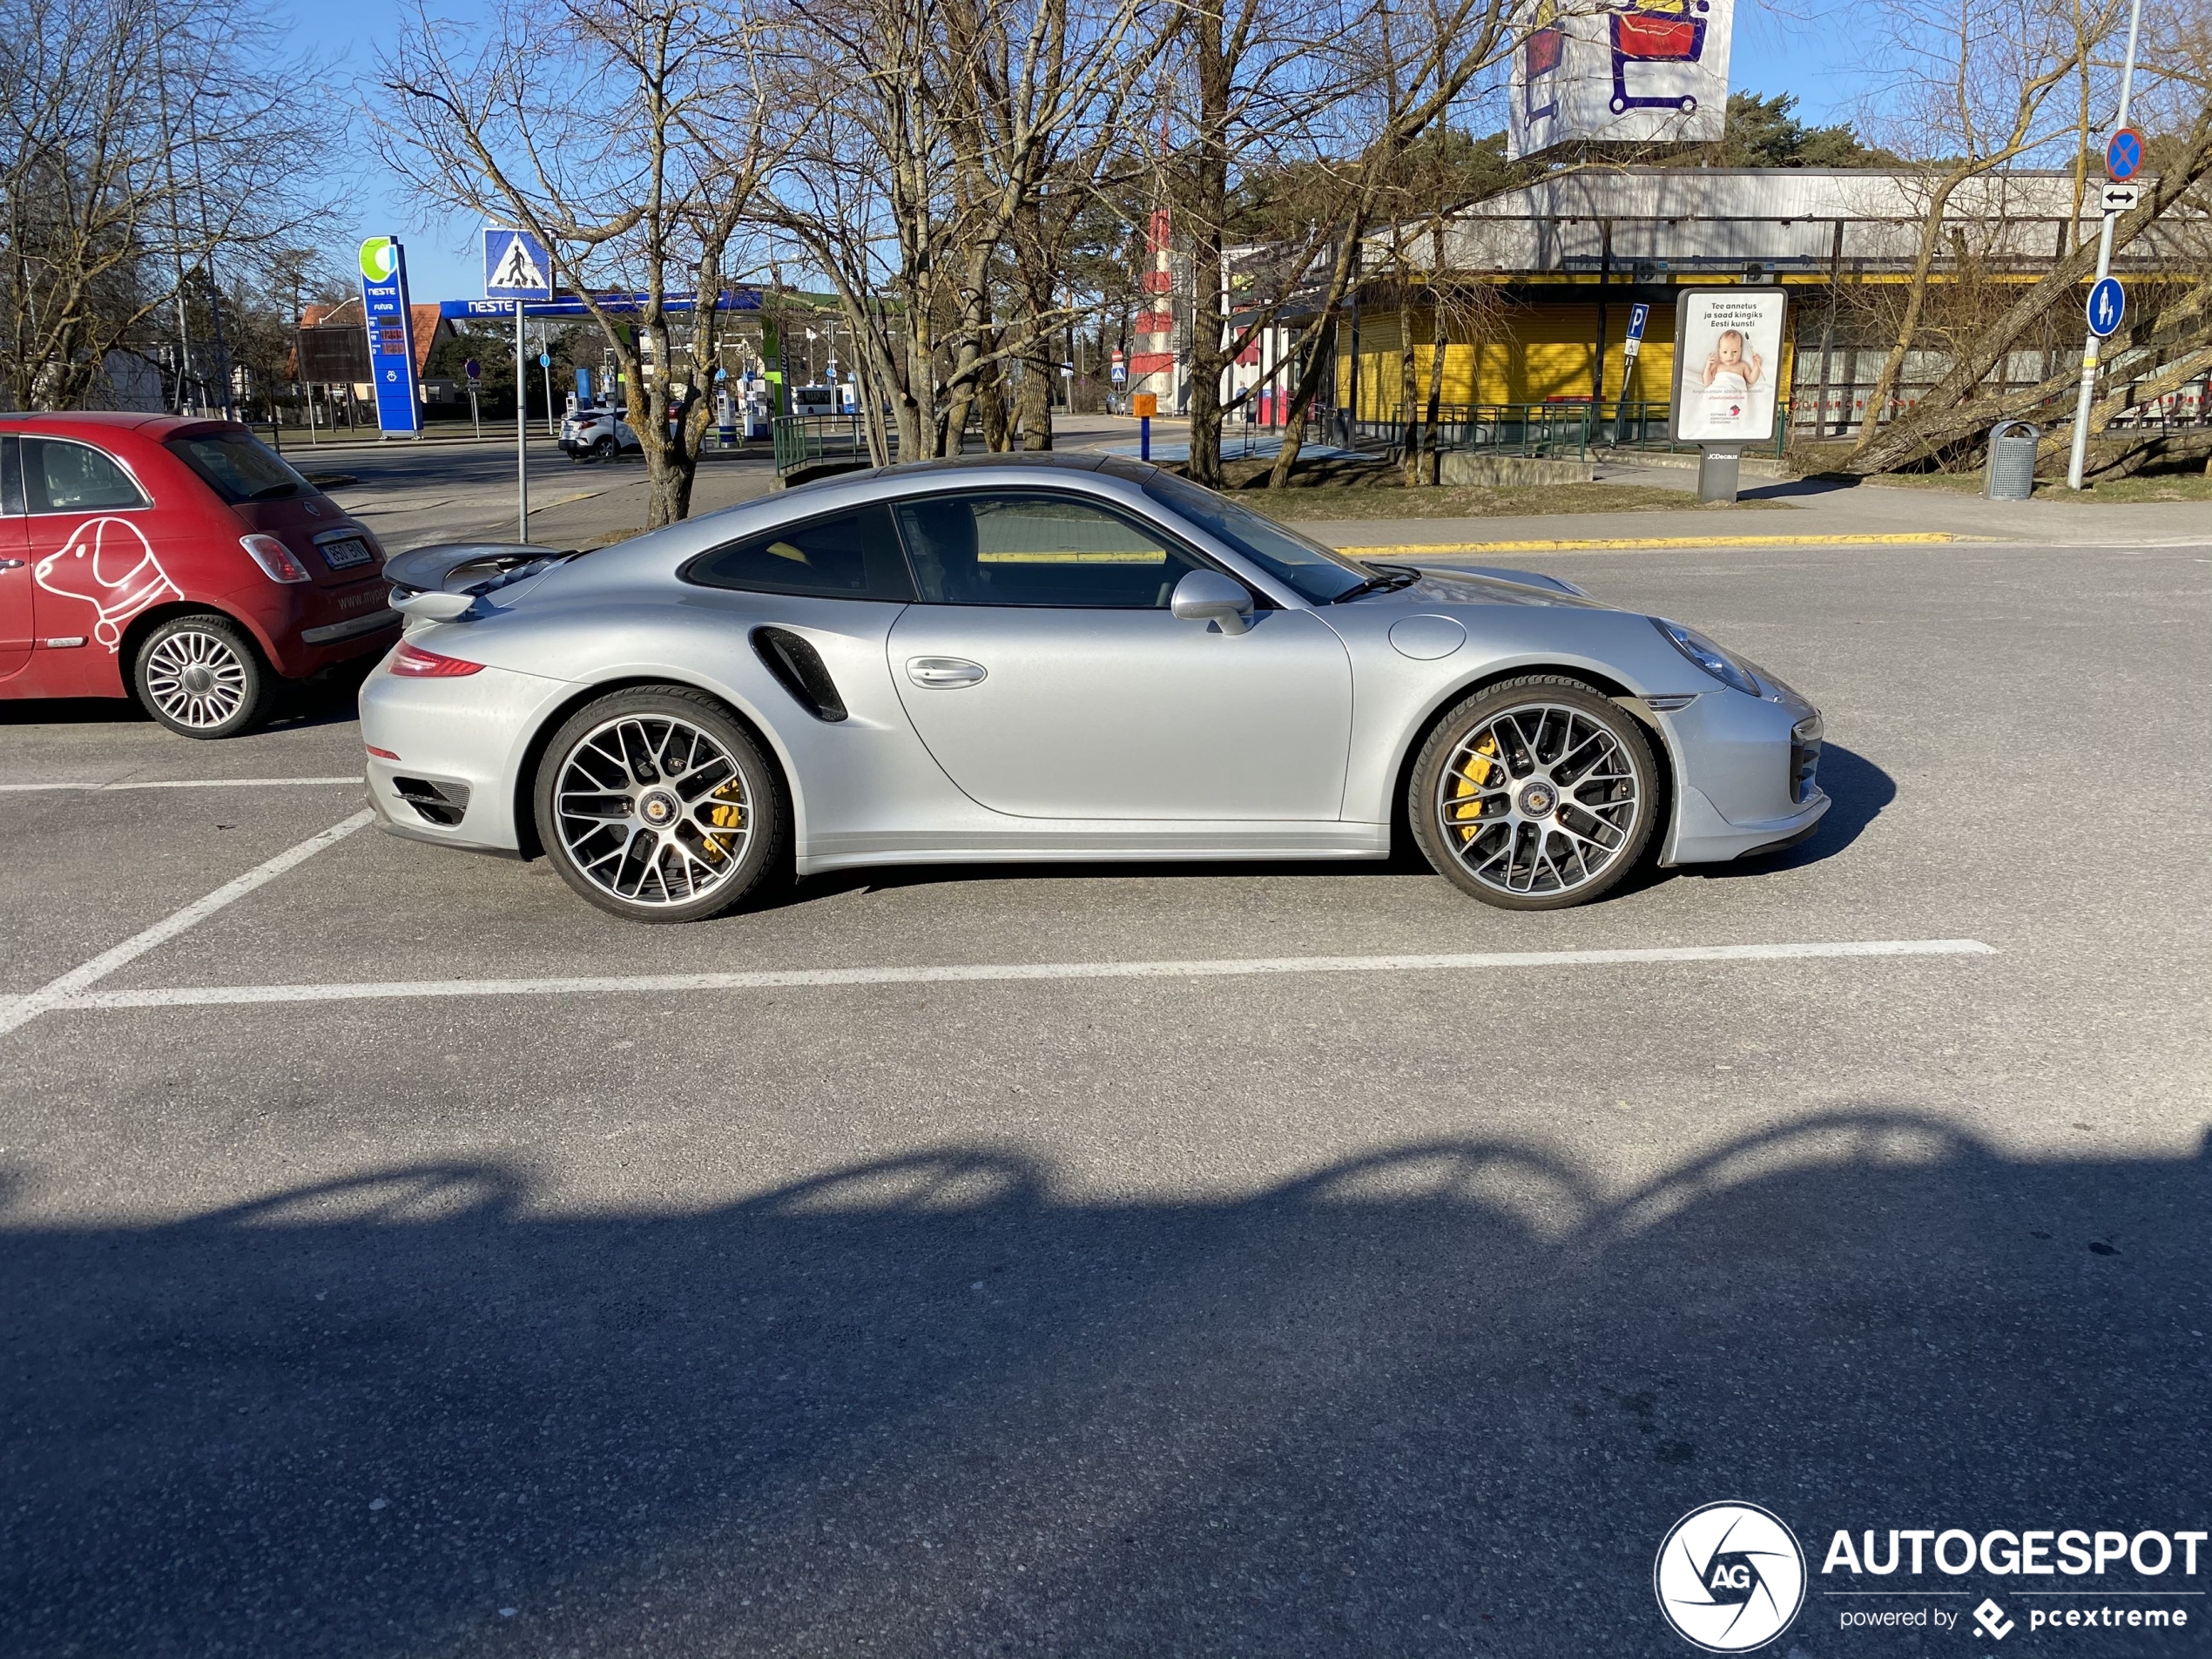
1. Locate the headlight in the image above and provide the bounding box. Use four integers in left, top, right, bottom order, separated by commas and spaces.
1651, 617, 1760, 696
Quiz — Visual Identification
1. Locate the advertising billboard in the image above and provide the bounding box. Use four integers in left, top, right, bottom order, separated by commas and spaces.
1508, 0, 1735, 159
358, 237, 422, 436
1669, 287, 1787, 444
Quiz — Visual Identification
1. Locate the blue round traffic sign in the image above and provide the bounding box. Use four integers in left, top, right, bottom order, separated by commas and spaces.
2106, 127, 2145, 182
2087, 275, 2127, 337
537, 353, 551, 368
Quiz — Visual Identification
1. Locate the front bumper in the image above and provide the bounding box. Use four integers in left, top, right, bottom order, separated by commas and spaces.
1655, 685, 1831, 867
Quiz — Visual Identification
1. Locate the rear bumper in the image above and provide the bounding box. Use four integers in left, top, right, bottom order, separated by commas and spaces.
229, 573, 401, 679
359, 652, 571, 854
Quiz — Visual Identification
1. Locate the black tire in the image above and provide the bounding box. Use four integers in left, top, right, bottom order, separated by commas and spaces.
591, 435, 617, 460
132, 612, 278, 739
1408, 675, 1660, 910
533, 686, 786, 924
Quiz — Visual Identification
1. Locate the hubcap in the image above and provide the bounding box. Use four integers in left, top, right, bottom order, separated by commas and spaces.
553, 715, 752, 907
1436, 703, 1642, 898
144, 630, 248, 729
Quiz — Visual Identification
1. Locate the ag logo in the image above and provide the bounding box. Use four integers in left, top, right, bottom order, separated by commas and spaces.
1654, 1501, 1806, 1651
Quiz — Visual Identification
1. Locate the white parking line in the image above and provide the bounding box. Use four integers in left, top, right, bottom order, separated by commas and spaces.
0, 810, 375, 1038
36, 938, 1995, 1016
0, 776, 362, 793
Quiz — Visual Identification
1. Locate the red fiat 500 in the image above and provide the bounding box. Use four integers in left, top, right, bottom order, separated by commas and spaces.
0, 413, 400, 738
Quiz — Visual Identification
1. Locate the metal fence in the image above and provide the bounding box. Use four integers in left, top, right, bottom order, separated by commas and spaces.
1365, 400, 1794, 460
1356, 402, 1599, 459
771, 414, 892, 475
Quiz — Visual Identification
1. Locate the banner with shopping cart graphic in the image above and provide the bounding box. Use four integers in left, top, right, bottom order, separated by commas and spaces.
1509, 0, 1735, 158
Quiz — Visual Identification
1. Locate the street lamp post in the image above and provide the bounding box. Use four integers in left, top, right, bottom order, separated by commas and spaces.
2066, 0, 2147, 491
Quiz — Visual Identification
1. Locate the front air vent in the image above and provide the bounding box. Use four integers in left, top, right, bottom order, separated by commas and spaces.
1789, 717, 1824, 804
393, 776, 471, 827
751, 626, 848, 722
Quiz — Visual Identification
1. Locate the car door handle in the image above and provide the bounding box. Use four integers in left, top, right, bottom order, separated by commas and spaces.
906, 656, 987, 689
0, 558, 23, 570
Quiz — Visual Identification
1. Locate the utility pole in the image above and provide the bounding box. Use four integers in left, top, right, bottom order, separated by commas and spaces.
2066, 0, 2146, 490
152, 32, 196, 414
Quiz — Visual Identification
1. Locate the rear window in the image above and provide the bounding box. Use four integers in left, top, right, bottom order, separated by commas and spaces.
165, 430, 314, 503
683, 504, 916, 601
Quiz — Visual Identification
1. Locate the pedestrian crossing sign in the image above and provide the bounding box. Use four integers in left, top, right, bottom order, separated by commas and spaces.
483, 227, 552, 300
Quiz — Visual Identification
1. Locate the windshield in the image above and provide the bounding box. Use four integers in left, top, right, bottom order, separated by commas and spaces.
165, 429, 314, 503
1138, 471, 1370, 603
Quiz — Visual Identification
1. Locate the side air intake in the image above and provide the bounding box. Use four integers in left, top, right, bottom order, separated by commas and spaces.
751, 626, 848, 722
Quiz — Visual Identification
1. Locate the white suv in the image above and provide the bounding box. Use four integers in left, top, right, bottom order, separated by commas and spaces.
559, 406, 641, 461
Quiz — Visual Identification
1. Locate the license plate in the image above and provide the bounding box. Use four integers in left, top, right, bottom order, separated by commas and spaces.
320, 536, 374, 570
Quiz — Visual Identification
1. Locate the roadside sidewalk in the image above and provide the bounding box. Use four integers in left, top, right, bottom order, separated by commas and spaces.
1302, 465, 2212, 554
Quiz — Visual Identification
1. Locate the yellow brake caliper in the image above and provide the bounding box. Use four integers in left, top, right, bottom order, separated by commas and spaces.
700, 782, 746, 863
1451, 736, 1499, 844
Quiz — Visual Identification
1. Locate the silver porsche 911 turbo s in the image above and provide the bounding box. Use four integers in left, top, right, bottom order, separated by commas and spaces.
360, 454, 1826, 923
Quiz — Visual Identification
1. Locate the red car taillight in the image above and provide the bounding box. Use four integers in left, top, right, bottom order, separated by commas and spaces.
389, 642, 485, 678
239, 533, 311, 583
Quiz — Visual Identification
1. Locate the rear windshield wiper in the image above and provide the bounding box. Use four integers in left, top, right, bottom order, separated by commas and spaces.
248, 482, 302, 501
1332, 562, 1420, 602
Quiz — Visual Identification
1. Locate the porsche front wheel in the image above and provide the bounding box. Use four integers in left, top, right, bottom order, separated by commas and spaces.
1409, 677, 1659, 910
534, 688, 784, 923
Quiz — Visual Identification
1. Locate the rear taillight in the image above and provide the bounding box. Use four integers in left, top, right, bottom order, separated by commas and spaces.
390, 642, 485, 678
239, 534, 310, 583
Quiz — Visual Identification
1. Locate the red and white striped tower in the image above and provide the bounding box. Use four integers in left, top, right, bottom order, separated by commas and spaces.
1128, 207, 1176, 407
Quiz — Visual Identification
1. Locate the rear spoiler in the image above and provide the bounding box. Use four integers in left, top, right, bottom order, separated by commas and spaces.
385, 542, 567, 623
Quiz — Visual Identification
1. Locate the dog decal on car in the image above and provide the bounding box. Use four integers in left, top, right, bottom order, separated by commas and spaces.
33, 516, 181, 651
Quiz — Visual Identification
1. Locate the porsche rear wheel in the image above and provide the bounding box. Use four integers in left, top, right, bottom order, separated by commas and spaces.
1409, 677, 1659, 910
534, 688, 784, 923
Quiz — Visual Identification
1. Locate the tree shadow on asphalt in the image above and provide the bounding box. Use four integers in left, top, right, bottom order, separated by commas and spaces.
3, 1111, 2203, 1657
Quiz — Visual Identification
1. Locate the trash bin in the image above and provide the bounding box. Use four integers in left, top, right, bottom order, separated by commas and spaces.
1986, 420, 2040, 500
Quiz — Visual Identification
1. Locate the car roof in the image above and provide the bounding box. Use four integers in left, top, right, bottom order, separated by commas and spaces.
0, 411, 239, 440
877, 451, 1113, 479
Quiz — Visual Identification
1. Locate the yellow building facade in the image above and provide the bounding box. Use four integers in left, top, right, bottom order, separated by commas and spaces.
1336, 284, 1801, 420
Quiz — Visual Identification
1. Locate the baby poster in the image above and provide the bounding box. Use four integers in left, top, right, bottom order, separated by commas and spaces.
1670, 288, 1787, 443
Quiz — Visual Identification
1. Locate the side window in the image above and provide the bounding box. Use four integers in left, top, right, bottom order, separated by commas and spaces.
25, 439, 150, 513
895, 491, 1207, 608
683, 503, 914, 601
0, 437, 22, 516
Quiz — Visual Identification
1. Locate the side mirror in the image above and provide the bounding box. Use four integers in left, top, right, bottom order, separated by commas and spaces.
1170, 569, 1254, 636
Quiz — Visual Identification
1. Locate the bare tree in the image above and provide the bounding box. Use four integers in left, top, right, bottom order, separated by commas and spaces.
762, 0, 1170, 463
1844, 0, 2212, 472
1837, 0, 2121, 462
377, 0, 781, 527
0, 0, 334, 410
1258, 0, 1521, 488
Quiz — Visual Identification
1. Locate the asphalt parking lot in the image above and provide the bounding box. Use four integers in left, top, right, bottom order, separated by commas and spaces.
2, 536, 2208, 1657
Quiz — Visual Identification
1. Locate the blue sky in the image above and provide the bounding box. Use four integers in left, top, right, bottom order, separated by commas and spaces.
285, 0, 1871, 307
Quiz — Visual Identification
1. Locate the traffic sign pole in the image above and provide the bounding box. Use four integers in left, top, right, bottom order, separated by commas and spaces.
2067, 0, 2146, 490
516, 300, 529, 540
